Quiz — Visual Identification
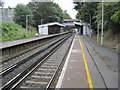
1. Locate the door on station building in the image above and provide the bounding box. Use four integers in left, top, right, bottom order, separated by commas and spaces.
80, 26, 83, 35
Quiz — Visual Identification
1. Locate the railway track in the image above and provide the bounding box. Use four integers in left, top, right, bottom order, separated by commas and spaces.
1, 33, 75, 90
1, 35, 68, 76
0, 34, 65, 70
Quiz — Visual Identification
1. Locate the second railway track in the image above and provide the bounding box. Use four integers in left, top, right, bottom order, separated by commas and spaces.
1, 34, 66, 70
1, 33, 75, 90
1, 34, 68, 76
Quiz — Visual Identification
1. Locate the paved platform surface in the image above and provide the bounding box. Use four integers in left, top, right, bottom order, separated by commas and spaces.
56, 33, 118, 89
80, 35, 118, 88
56, 34, 89, 88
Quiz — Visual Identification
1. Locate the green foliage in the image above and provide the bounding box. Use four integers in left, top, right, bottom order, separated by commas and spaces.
111, 10, 120, 24
28, 2, 71, 27
1, 22, 26, 41
13, 4, 33, 28
13, 2, 71, 29
28, 2, 62, 27
52, 3, 64, 22
74, 2, 120, 34
96, 2, 120, 33
28, 27, 37, 37
62, 10, 71, 19
1, 22, 37, 41
75, 2, 98, 29
0, 0, 4, 7
104, 29, 113, 40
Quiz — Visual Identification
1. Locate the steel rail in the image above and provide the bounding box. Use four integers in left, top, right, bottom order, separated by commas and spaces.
1, 34, 66, 64
46, 34, 75, 89
0, 34, 69, 76
1, 33, 72, 90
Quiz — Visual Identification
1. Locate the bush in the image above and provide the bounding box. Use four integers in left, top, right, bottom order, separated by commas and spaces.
1, 22, 37, 42
104, 29, 113, 40
28, 27, 37, 38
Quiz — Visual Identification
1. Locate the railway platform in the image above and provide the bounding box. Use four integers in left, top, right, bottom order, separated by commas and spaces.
56, 34, 91, 88
1, 35, 49, 49
56, 33, 118, 89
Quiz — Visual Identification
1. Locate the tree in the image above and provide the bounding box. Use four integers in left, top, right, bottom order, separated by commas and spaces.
63, 10, 71, 19
111, 10, 120, 24
28, 2, 68, 28
0, 0, 4, 7
74, 2, 98, 30
95, 2, 120, 33
110, 2, 120, 24
13, 4, 33, 28
52, 3, 64, 22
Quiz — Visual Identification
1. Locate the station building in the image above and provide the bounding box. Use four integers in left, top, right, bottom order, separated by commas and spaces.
38, 22, 65, 35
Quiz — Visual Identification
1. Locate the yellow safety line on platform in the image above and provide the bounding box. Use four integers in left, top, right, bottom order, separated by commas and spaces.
79, 38, 93, 90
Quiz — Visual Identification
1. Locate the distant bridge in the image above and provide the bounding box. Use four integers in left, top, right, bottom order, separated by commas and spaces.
63, 21, 91, 35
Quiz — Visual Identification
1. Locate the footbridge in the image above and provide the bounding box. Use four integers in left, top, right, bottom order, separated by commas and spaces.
63, 19, 92, 35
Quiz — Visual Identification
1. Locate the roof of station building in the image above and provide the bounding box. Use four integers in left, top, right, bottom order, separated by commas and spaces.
38, 22, 65, 27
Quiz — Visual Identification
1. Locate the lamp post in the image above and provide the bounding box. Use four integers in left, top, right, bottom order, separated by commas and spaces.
41, 19, 44, 25
1, 4, 4, 21
101, 0, 104, 46
97, 24, 99, 43
97, 20, 102, 43
41, 19, 44, 34
89, 14, 91, 30
26, 15, 30, 38
89, 14, 92, 38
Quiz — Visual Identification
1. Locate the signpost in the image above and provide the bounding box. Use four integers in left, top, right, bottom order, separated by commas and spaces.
26, 15, 30, 38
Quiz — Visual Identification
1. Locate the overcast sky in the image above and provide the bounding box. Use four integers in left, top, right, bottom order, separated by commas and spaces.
3, 0, 77, 19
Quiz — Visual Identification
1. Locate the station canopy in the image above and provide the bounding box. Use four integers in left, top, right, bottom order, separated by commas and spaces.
73, 22, 83, 26
38, 22, 65, 28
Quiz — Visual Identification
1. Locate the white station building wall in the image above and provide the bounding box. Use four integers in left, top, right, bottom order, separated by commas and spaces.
82, 25, 91, 35
39, 26, 48, 35
87, 27, 90, 35
83, 25, 86, 35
